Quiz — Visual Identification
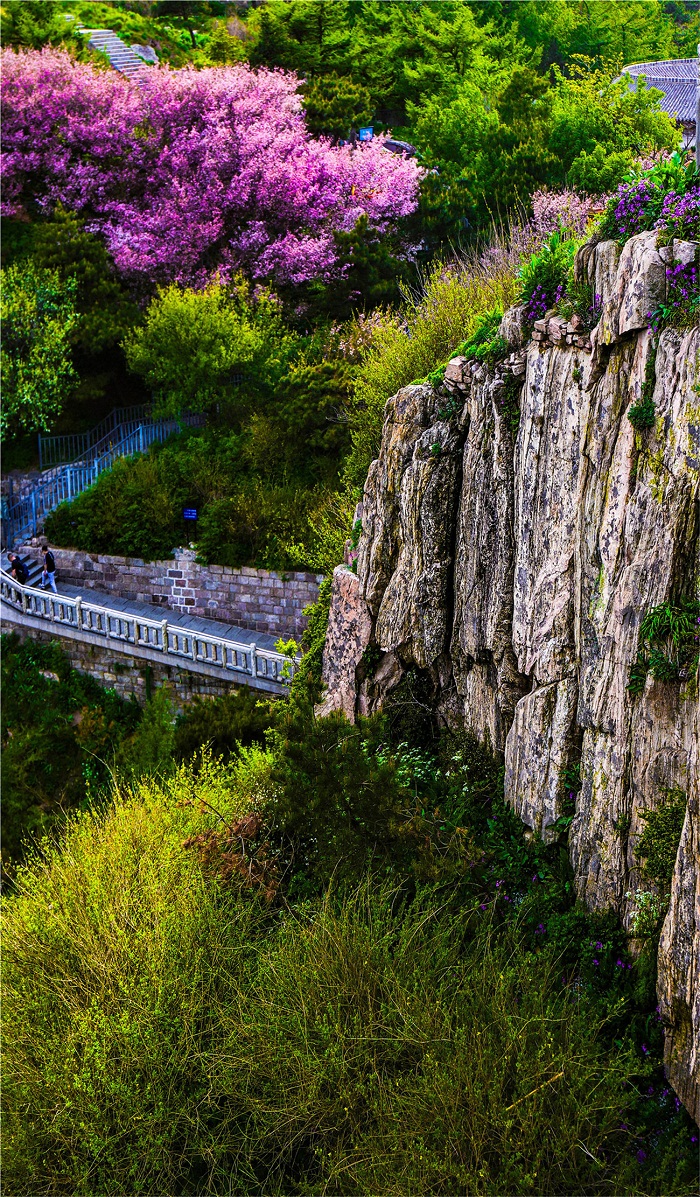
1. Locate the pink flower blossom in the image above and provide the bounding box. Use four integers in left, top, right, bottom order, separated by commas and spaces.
1, 49, 422, 289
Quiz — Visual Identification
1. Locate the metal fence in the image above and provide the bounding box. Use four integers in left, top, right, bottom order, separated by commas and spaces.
4, 412, 204, 549
0, 571, 297, 691
38, 406, 154, 470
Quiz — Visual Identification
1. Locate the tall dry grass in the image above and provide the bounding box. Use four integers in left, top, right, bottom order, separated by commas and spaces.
2, 758, 663, 1197
344, 248, 518, 487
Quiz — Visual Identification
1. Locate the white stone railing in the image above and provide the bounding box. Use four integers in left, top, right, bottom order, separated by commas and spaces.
0, 572, 297, 691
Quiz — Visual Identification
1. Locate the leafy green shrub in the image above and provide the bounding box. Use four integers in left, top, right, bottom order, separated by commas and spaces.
637, 788, 687, 892
114, 685, 176, 781
629, 342, 658, 430
17, 206, 140, 356
548, 65, 680, 194
519, 229, 579, 328
300, 71, 372, 138
45, 450, 185, 560
174, 690, 276, 763
628, 599, 700, 695
124, 276, 296, 420
0, 633, 140, 868
280, 489, 357, 576
1, 260, 78, 440
287, 576, 333, 706
628, 396, 657, 430
456, 307, 507, 366
268, 710, 415, 892
196, 478, 323, 570
568, 144, 635, 195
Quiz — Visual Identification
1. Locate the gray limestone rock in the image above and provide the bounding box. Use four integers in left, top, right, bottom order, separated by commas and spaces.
317, 230, 700, 1117
316, 565, 372, 722
505, 678, 578, 842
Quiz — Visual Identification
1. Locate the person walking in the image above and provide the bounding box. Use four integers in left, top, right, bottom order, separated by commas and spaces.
41, 545, 58, 593
7, 552, 28, 585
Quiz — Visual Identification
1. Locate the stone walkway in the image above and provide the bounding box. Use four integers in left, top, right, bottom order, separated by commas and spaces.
36, 581, 282, 652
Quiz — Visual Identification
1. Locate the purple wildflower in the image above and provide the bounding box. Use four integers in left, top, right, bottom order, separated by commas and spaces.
655, 185, 700, 241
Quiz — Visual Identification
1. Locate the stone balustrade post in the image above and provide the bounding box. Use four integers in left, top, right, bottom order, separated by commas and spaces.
161, 619, 169, 653
75, 596, 82, 629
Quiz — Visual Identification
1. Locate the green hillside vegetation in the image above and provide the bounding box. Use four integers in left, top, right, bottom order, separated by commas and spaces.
2, 0, 694, 474
3, 713, 698, 1194
0, 634, 274, 872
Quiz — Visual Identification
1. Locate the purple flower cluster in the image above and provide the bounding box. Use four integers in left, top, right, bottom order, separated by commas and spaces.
655, 186, 700, 242
603, 178, 663, 239
666, 260, 698, 307
525, 282, 549, 324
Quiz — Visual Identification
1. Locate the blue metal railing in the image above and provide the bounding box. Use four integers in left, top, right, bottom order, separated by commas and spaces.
4, 411, 204, 549
38, 405, 154, 469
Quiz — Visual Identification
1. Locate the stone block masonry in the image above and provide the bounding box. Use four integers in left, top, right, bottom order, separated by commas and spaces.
19, 546, 322, 638
6, 624, 244, 710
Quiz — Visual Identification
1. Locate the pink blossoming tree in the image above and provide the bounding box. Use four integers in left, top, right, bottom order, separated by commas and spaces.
1, 49, 422, 289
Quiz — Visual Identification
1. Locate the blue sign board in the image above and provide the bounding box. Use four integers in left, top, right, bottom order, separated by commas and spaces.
183, 508, 198, 520
358, 126, 374, 141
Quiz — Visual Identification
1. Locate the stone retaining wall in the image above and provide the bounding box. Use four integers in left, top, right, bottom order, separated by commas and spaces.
20, 544, 322, 637
6, 624, 242, 709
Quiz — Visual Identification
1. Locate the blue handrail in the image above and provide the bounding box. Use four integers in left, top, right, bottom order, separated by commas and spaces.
38, 405, 153, 469
4, 412, 204, 549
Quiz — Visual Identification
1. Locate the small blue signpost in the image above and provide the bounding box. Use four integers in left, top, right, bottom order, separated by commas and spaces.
358, 126, 374, 142
183, 507, 198, 539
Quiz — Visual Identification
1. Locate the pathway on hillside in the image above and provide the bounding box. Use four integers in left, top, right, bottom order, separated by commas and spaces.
1, 570, 294, 696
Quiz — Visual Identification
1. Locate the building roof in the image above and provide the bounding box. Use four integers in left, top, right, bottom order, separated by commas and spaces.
622, 58, 698, 124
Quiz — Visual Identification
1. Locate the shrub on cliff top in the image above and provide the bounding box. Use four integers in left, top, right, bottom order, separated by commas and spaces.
519, 228, 580, 327
598, 152, 699, 243
344, 252, 517, 487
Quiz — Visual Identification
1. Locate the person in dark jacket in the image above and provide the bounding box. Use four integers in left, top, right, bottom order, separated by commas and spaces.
7, 553, 28, 585
41, 545, 58, 593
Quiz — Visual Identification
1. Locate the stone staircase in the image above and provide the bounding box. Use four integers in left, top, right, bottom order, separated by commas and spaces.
77, 28, 154, 84
1, 551, 43, 589
2, 408, 204, 550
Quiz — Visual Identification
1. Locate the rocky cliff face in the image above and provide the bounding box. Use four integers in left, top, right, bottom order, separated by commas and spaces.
320, 230, 700, 1121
